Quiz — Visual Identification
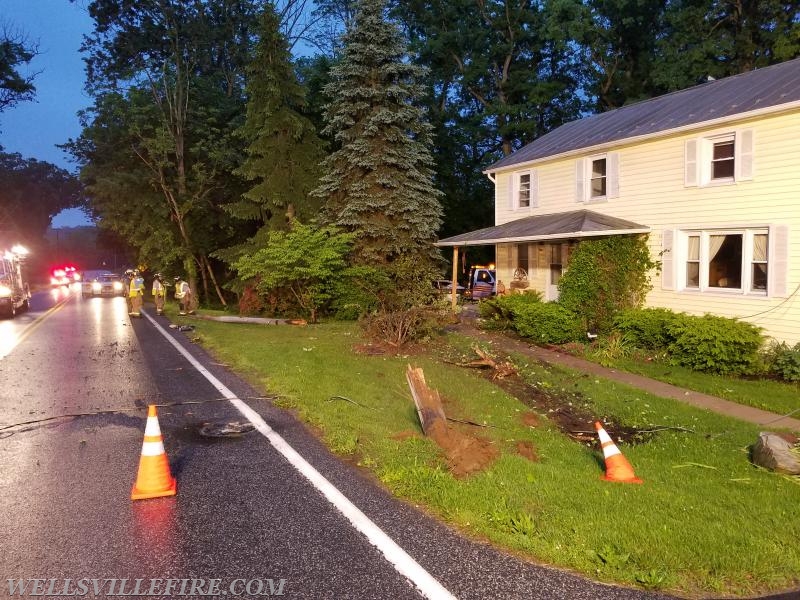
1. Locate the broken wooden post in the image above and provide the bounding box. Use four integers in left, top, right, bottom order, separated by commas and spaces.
406, 365, 447, 436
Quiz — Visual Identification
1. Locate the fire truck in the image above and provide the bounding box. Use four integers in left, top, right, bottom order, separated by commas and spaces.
0, 245, 31, 317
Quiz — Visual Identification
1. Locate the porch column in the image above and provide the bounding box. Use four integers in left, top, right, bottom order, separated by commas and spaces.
451, 246, 459, 312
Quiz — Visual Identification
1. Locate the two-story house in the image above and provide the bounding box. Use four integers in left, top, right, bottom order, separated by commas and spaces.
437, 57, 800, 344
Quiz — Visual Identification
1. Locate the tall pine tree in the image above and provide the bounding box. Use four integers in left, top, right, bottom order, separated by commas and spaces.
231, 5, 325, 246
312, 0, 443, 267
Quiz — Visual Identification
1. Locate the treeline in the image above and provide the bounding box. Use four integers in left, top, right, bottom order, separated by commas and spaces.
56, 0, 799, 310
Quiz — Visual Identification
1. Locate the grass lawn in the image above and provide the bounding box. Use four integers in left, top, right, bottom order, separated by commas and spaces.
176, 314, 800, 598
591, 352, 800, 417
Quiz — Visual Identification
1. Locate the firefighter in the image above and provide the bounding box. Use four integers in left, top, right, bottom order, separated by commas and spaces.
152, 273, 166, 315
129, 269, 145, 317
174, 276, 194, 315
122, 269, 134, 313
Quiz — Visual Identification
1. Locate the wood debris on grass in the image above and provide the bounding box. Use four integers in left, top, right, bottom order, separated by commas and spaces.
405, 364, 498, 477
459, 345, 517, 379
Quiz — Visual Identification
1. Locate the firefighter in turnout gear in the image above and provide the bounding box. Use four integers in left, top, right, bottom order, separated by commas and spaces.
129, 269, 145, 317
174, 276, 195, 315
152, 273, 166, 315
123, 269, 134, 313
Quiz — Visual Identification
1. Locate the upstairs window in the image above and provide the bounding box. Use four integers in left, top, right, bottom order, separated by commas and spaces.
590, 158, 606, 198
685, 129, 753, 186
575, 153, 618, 202
518, 173, 531, 208
508, 170, 537, 211
711, 136, 735, 181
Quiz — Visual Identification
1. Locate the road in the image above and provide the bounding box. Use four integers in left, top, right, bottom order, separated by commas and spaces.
0, 287, 684, 599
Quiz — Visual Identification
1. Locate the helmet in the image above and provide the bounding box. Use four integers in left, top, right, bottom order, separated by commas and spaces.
125, 269, 134, 275
174, 276, 181, 282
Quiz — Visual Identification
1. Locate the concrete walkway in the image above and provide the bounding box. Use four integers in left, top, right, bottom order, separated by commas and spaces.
452, 317, 800, 432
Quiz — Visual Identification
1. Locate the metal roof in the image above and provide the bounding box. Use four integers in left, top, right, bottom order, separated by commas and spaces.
488, 57, 800, 172
435, 210, 648, 247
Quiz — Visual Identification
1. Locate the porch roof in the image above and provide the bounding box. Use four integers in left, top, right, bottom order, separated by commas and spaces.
435, 209, 649, 247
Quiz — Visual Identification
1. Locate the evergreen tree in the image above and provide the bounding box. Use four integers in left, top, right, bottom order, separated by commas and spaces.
230, 6, 325, 244
312, 0, 443, 267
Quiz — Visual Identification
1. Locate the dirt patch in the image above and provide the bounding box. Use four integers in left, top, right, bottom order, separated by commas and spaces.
489, 367, 651, 445
434, 340, 654, 446
427, 419, 498, 478
520, 412, 539, 428
515, 441, 539, 462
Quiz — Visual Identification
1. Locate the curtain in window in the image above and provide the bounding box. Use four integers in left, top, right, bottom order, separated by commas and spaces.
753, 234, 768, 261
708, 235, 725, 260
688, 236, 700, 260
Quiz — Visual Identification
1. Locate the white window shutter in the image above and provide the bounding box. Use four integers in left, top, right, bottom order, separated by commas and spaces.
575, 159, 585, 203
768, 225, 789, 297
530, 170, 539, 208
661, 229, 674, 290
736, 129, 754, 181
684, 139, 698, 187
507, 173, 515, 210
607, 152, 620, 198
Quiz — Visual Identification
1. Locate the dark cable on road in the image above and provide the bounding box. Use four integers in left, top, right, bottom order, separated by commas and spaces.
0, 395, 276, 436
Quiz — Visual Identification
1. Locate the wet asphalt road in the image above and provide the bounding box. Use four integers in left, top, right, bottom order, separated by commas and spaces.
0, 288, 790, 600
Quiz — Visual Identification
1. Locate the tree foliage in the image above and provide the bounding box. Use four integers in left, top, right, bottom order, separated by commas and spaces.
0, 152, 81, 243
229, 6, 325, 242
313, 0, 443, 268
233, 220, 358, 322
70, 0, 264, 303
0, 25, 37, 113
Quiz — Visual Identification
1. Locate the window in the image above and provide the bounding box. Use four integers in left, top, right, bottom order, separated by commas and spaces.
517, 243, 530, 273
590, 158, 606, 198
518, 173, 531, 208
685, 129, 753, 186
711, 138, 735, 180
686, 235, 700, 288
550, 244, 563, 286
752, 234, 768, 292
509, 170, 536, 210
678, 229, 768, 294
576, 153, 618, 202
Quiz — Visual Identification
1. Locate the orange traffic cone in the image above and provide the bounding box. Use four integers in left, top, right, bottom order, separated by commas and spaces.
131, 405, 177, 500
595, 421, 643, 484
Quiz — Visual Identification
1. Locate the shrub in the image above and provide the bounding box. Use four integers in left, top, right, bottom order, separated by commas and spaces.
763, 341, 800, 382
666, 314, 764, 375
558, 235, 659, 333
512, 302, 584, 345
614, 307, 679, 350
360, 306, 447, 347
478, 291, 542, 329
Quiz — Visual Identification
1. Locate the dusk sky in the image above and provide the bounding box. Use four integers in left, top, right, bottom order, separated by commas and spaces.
1, 0, 93, 227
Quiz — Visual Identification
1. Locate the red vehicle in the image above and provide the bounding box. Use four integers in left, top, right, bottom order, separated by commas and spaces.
50, 264, 81, 286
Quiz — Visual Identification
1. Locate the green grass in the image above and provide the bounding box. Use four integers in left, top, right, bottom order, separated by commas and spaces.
180, 317, 800, 598
574, 344, 800, 417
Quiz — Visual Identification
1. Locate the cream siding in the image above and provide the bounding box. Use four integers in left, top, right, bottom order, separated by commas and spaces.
492, 110, 800, 344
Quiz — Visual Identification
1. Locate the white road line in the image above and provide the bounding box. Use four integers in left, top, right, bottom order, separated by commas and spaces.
143, 310, 457, 600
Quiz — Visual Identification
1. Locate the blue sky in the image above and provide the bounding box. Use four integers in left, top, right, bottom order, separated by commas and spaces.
1, 0, 93, 227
